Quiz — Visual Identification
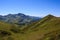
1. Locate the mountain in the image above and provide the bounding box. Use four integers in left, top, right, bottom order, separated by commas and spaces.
0, 14, 60, 40
20, 14, 60, 40
0, 13, 40, 26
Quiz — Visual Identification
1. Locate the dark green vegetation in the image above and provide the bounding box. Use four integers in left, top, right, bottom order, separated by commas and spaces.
0, 14, 60, 40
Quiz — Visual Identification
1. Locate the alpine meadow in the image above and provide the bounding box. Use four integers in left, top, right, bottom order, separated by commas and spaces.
0, 0, 60, 40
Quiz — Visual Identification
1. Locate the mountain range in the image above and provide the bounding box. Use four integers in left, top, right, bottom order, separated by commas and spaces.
0, 14, 60, 40
0, 13, 40, 26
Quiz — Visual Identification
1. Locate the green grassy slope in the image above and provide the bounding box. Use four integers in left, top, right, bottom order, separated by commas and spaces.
20, 14, 60, 40
0, 21, 22, 40
0, 14, 60, 40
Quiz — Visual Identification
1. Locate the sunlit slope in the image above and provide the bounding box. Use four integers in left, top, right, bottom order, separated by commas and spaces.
0, 21, 12, 30
23, 14, 58, 32
0, 21, 22, 40
41, 30, 60, 40
20, 14, 60, 40
0, 14, 60, 40
0, 21, 12, 40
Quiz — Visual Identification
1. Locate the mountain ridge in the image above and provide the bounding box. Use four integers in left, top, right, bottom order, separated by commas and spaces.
0, 13, 40, 26
22, 14, 56, 31
0, 14, 60, 40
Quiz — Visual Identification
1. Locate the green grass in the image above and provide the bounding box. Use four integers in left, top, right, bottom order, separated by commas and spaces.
0, 14, 60, 40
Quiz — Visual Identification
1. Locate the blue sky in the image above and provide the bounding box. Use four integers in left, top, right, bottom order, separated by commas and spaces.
0, 0, 60, 17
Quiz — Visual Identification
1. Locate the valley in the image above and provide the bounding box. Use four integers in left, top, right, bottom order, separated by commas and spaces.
0, 14, 60, 40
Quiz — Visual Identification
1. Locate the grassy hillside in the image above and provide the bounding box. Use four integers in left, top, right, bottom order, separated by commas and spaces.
0, 14, 60, 40
0, 21, 23, 40
21, 14, 60, 40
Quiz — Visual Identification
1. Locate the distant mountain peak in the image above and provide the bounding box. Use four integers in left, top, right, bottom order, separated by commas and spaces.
47, 14, 55, 17
0, 13, 40, 25
44, 14, 56, 19
16, 13, 25, 16
18, 13, 24, 15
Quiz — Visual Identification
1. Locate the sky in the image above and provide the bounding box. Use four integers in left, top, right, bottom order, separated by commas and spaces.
0, 0, 60, 17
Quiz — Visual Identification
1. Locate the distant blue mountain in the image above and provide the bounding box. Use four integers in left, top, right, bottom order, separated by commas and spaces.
0, 13, 41, 25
